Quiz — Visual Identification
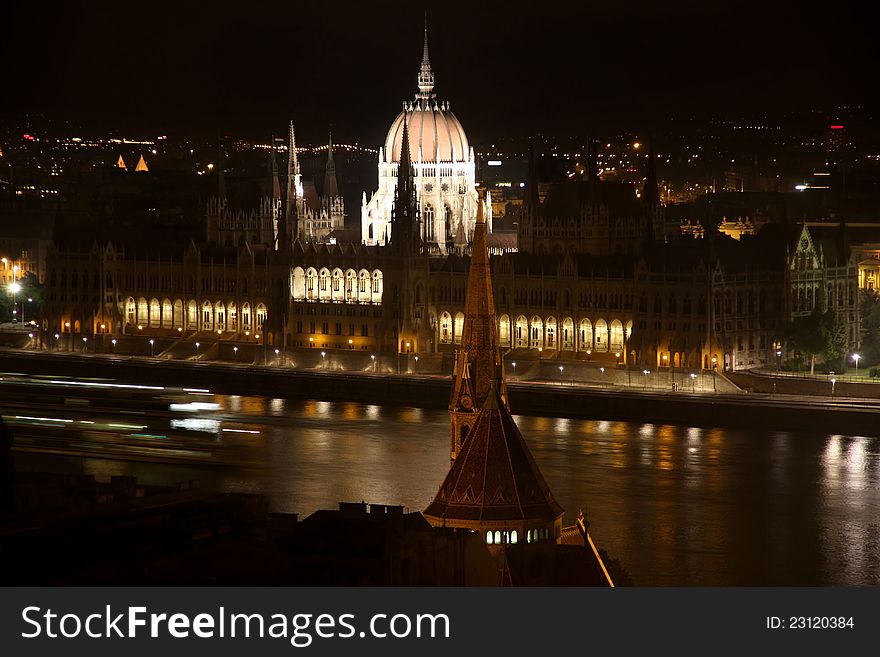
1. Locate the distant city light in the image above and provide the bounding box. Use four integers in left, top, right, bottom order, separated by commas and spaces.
487, 160, 502, 166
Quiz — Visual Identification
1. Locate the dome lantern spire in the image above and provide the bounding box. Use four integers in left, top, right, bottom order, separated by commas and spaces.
417, 15, 435, 99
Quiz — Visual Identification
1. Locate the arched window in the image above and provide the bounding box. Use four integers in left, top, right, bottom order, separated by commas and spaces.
594, 318, 608, 351
498, 314, 511, 347
439, 312, 452, 343
562, 317, 574, 350
345, 270, 357, 301
306, 268, 318, 300
126, 297, 136, 325
291, 267, 305, 299
423, 203, 435, 241
530, 316, 543, 349
515, 315, 528, 348
545, 316, 556, 349
494, 531, 501, 545
454, 312, 465, 344
486, 531, 494, 544
511, 530, 518, 544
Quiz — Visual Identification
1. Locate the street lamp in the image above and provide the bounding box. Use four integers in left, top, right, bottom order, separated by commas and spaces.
309, 337, 314, 347
195, 341, 200, 359
149, 338, 155, 357
348, 338, 353, 350
559, 365, 564, 384
690, 372, 696, 392
111, 338, 117, 353
586, 349, 592, 362
414, 355, 419, 373
233, 346, 238, 361
616, 351, 621, 365
321, 351, 326, 369
9, 280, 20, 322
643, 369, 650, 388
54, 332, 60, 351
852, 353, 861, 375
830, 377, 836, 398
82, 336, 88, 353
274, 348, 280, 365
371, 354, 376, 372
511, 361, 516, 378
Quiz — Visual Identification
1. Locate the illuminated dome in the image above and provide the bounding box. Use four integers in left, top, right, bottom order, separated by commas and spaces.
385, 102, 469, 164
361, 23, 484, 250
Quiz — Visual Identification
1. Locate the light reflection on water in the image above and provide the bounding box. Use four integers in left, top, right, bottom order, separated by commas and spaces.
25, 395, 880, 586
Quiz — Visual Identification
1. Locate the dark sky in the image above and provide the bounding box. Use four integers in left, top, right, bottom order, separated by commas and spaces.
4, 0, 875, 143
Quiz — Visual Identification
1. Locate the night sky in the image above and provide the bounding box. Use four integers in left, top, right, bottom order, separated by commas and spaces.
4, 0, 875, 142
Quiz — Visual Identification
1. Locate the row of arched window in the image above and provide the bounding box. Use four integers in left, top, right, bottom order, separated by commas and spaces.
438, 312, 632, 352
291, 267, 383, 304
125, 297, 266, 333
485, 527, 553, 545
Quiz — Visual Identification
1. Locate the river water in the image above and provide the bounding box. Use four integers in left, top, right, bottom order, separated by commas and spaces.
25, 394, 880, 586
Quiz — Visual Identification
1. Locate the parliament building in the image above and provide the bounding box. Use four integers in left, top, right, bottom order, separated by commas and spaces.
41, 27, 859, 373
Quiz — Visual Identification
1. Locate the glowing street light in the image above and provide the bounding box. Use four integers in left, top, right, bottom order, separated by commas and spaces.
852, 353, 861, 374
371, 354, 376, 372
690, 372, 696, 392
149, 338, 155, 357
82, 336, 88, 353
559, 365, 564, 383
348, 338, 353, 349
111, 338, 117, 353
195, 341, 200, 359
643, 369, 650, 388
233, 346, 238, 361
274, 347, 280, 365
830, 377, 836, 398
616, 351, 621, 365
414, 355, 419, 373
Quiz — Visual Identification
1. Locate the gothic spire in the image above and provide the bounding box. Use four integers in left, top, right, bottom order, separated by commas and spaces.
390, 117, 417, 252
324, 130, 339, 199
417, 15, 435, 99
270, 134, 281, 200
448, 198, 508, 461
286, 120, 303, 243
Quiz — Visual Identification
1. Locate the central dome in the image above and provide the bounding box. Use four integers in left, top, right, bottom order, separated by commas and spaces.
385, 101, 470, 164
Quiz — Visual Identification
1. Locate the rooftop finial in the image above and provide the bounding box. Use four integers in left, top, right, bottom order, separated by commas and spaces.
417, 14, 435, 99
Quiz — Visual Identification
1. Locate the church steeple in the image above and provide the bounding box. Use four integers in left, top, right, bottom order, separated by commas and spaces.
448, 198, 507, 463
417, 16, 435, 99
425, 199, 569, 561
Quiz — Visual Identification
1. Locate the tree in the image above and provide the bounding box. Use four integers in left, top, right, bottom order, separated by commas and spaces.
823, 317, 847, 372
783, 309, 826, 374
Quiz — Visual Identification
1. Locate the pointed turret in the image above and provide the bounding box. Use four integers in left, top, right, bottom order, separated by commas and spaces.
270, 135, 281, 201
116, 154, 127, 171
134, 154, 148, 172
286, 121, 302, 243
448, 198, 508, 463
324, 131, 339, 199
389, 117, 418, 253
417, 15, 435, 99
